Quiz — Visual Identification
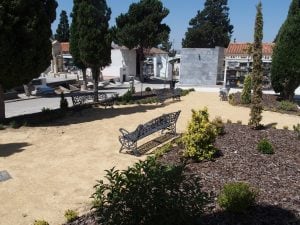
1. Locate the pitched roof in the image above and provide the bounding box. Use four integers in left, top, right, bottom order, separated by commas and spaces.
225, 43, 274, 56
60, 42, 70, 53
144, 47, 168, 55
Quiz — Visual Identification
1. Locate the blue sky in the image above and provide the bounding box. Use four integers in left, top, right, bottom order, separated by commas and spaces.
52, 0, 291, 49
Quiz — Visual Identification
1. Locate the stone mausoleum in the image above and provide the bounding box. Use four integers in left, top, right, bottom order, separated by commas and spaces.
180, 47, 225, 86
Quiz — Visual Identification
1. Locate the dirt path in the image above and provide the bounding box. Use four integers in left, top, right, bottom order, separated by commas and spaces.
0, 92, 299, 225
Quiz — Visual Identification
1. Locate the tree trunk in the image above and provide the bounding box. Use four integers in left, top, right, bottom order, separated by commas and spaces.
137, 47, 145, 82
92, 67, 99, 102
82, 67, 88, 90
0, 84, 5, 121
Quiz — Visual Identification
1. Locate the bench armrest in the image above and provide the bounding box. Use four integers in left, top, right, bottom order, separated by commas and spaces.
119, 128, 130, 136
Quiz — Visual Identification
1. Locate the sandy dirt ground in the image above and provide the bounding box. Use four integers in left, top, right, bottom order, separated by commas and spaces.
0, 92, 299, 225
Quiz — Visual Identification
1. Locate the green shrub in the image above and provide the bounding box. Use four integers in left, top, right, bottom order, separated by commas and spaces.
60, 92, 68, 111
211, 117, 225, 135
283, 126, 289, 130
188, 88, 195, 92
0, 124, 5, 130
257, 139, 274, 154
293, 123, 300, 139
154, 142, 173, 158
228, 93, 237, 105
226, 119, 232, 124
122, 90, 133, 103
9, 120, 20, 129
64, 209, 79, 223
92, 157, 208, 225
278, 100, 298, 111
241, 75, 252, 104
182, 108, 218, 161
218, 182, 257, 213
33, 220, 49, 225
236, 120, 242, 125
145, 87, 152, 92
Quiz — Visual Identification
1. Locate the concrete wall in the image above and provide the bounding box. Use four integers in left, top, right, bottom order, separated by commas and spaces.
152, 54, 172, 80
180, 47, 224, 85
102, 49, 136, 81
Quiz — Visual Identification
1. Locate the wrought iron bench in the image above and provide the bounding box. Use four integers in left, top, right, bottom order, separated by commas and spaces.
119, 110, 181, 155
219, 87, 230, 101
71, 92, 117, 109
153, 88, 181, 104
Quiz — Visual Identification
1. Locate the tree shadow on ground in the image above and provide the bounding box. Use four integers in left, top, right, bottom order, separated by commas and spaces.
198, 205, 299, 225
0, 142, 31, 157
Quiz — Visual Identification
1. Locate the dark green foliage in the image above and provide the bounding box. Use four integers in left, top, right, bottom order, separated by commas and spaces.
257, 138, 274, 154
278, 100, 298, 111
218, 182, 257, 213
293, 123, 300, 139
0, 0, 57, 90
64, 209, 79, 223
241, 75, 252, 104
180, 88, 195, 96
92, 157, 209, 225
121, 90, 133, 103
55, 10, 70, 42
76, 0, 111, 102
0, 124, 5, 130
226, 119, 232, 124
271, 0, 300, 100
249, 2, 263, 129
228, 93, 237, 105
145, 87, 152, 92
182, 0, 233, 48
70, 0, 87, 87
211, 117, 225, 135
60, 92, 68, 111
113, 0, 170, 76
9, 120, 20, 129
182, 108, 218, 161
154, 142, 173, 158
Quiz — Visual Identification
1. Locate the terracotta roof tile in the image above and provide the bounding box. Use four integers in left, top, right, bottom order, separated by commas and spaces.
60, 42, 70, 53
225, 43, 274, 56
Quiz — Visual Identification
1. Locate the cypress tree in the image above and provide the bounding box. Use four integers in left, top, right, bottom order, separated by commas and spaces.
77, 0, 111, 102
271, 0, 300, 100
249, 2, 263, 129
70, 0, 87, 90
182, 0, 233, 48
0, 0, 57, 120
55, 10, 70, 42
113, 0, 170, 80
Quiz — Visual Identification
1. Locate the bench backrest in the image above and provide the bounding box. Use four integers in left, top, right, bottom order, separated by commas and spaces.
134, 110, 181, 140
71, 92, 107, 105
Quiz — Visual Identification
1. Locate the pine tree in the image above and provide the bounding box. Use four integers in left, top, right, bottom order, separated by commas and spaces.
271, 0, 300, 100
77, 0, 111, 102
0, 0, 57, 120
249, 2, 263, 129
70, 0, 87, 89
55, 10, 70, 42
113, 0, 170, 80
182, 0, 233, 48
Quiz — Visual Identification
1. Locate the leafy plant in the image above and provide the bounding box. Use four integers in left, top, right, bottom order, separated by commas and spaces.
60, 92, 68, 111
226, 119, 232, 124
283, 126, 289, 130
236, 120, 242, 125
64, 209, 79, 223
218, 182, 258, 213
228, 93, 237, 105
145, 87, 152, 92
0, 124, 5, 130
122, 89, 133, 103
257, 138, 274, 154
154, 142, 173, 158
33, 220, 49, 225
211, 117, 225, 135
293, 123, 300, 139
9, 120, 20, 129
278, 100, 298, 112
241, 75, 252, 104
182, 108, 218, 161
92, 157, 209, 225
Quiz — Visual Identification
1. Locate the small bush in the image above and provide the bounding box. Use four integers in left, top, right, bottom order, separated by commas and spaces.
283, 126, 289, 130
33, 220, 49, 225
145, 87, 152, 92
182, 108, 218, 161
241, 75, 252, 104
228, 93, 237, 105
92, 157, 209, 225
9, 120, 20, 129
278, 100, 298, 111
236, 120, 242, 125
60, 92, 68, 111
0, 124, 5, 130
218, 182, 257, 213
122, 90, 133, 103
154, 142, 173, 158
226, 119, 232, 124
64, 209, 79, 223
211, 117, 225, 135
257, 139, 274, 154
293, 123, 300, 139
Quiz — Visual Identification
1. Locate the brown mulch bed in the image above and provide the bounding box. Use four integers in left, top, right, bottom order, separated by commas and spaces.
66, 124, 300, 225
230, 92, 300, 116
160, 124, 300, 225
